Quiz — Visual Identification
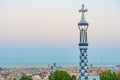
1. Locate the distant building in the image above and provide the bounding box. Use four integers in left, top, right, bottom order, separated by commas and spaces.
116, 65, 120, 68
51, 66, 53, 70
0, 67, 2, 71
90, 64, 93, 69
53, 63, 56, 67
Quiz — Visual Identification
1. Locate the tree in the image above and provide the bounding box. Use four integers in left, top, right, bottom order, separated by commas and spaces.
71, 75, 76, 80
49, 70, 76, 80
20, 76, 32, 80
100, 70, 120, 80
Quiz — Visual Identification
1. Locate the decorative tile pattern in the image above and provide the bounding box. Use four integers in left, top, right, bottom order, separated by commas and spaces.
79, 49, 88, 80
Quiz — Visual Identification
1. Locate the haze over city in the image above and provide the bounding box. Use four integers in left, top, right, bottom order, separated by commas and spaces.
0, 0, 120, 64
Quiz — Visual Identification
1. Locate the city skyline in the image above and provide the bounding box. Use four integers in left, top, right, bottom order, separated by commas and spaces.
0, 0, 120, 63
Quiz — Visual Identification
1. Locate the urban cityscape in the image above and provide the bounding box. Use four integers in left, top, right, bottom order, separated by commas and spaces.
1, 63, 120, 80
0, 0, 120, 80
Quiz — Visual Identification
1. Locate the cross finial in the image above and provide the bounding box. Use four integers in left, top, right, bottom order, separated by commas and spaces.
82, 4, 84, 8
79, 4, 88, 22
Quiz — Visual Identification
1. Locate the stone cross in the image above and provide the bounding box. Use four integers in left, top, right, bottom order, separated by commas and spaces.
79, 4, 88, 22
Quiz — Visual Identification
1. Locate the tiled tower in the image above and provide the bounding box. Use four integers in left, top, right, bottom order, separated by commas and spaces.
78, 4, 89, 80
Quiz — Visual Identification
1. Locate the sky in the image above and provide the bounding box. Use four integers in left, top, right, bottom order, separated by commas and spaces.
0, 0, 120, 64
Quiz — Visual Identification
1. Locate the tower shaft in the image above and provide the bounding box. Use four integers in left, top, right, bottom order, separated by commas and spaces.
79, 49, 88, 80
78, 4, 89, 80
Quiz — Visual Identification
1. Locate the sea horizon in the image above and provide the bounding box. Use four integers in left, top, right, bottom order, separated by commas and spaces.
0, 62, 120, 68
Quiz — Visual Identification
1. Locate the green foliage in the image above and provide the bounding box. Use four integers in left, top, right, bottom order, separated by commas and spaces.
49, 70, 76, 80
100, 70, 120, 80
71, 75, 76, 80
20, 76, 32, 80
